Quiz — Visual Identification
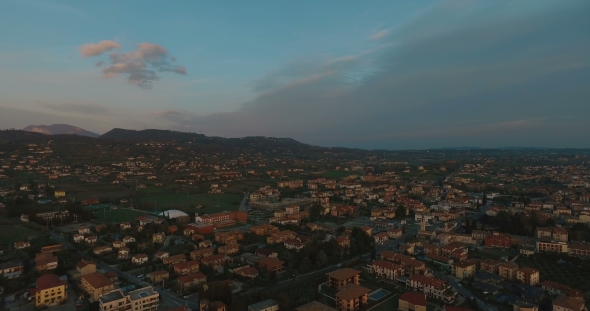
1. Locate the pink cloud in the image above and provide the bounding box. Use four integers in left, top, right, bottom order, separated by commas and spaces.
79, 40, 121, 58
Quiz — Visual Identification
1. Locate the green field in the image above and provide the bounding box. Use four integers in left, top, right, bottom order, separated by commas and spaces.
478, 247, 518, 260
0, 224, 43, 244
92, 208, 155, 223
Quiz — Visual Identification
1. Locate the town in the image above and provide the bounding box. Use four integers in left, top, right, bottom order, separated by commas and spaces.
0, 129, 589, 311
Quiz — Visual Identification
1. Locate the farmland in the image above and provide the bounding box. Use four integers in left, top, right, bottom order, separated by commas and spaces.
0, 224, 44, 244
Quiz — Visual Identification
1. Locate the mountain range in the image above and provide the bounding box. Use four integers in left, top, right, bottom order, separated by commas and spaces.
23, 124, 100, 137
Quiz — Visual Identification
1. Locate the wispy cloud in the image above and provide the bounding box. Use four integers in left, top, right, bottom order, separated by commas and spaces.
369, 30, 389, 40
80, 41, 187, 89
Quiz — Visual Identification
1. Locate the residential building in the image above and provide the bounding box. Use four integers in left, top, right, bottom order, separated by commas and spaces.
152, 232, 165, 243
334, 284, 371, 311
14, 241, 30, 249
35, 252, 58, 271
118, 247, 130, 259
177, 273, 207, 291
218, 244, 240, 255
255, 248, 278, 258
381, 251, 426, 275
76, 260, 96, 276
365, 260, 404, 280
190, 248, 214, 261
173, 260, 200, 276
93, 246, 112, 255
98, 287, 159, 311
30, 274, 68, 308
295, 301, 338, 311
537, 241, 568, 254
81, 272, 114, 301
480, 259, 500, 274
327, 268, 361, 289
540, 281, 584, 299
499, 262, 519, 280
149, 270, 169, 284
163, 254, 186, 265
399, 292, 427, 311
233, 266, 259, 279
485, 232, 512, 249
406, 275, 456, 303
132, 254, 148, 265
451, 261, 476, 280
202, 254, 228, 269
248, 299, 279, 311
98, 289, 130, 311
552, 295, 587, 311
536, 227, 568, 242
568, 244, 590, 257
517, 267, 540, 285
258, 257, 284, 273
155, 252, 169, 261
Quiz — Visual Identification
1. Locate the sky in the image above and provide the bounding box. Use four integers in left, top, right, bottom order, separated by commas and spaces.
0, 0, 589, 149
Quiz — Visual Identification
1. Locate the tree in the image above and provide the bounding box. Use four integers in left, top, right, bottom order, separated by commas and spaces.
482, 193, 488, 205
395, 206, 406, 219
316, 250, 328, 268
371, 244, 376, 260
300, 257, 312, 273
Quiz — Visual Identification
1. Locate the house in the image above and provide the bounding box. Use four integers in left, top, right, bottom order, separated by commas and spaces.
499, 262, 519, 280
366, 260, 404, 280
120, 222, 132, 230
327, 268, 361, 289
162, 254, 187, 265
406, 275, 456, 303
35, 252, 58, 271
540, 281, 584, 298
474, 271, 504, 285
173, 260, 200, 276
117, 247, 130, 259
184, 228, 195, 236
14, 241, 30, 249
336, 236, 351, 248
123, 236, 135, 243
210, 301, 228, 311
480, 259, 501, 274
112, 240, 125, 248
54, 190, 66, 197
200, 240, 213, 248
85, 236, 98, 245
258, 257, 284, 273
335, 284, 371, 311
81, 272, 114, 301
30, 274, 68, 308
248, 299, 279, 311
517, 267, 540, 285
155, 252, 169, 261
568, 244, 590, 257
73, 234, 84, 243
296, 301, 338, 311
552, 294, 588, 311
218, 244, 240, 255
79, 226, 91, 234
177, 273, 207, 290
99, 287, 159, 311
132, 254, 148, 265
374, 232, 389, 243
284, 239, 305, 251
255, 248, 278, 258
451, 261, 476, 280
149, 270, 169, 284
190, 248, 215, 260
399, 292, 427, 311
152, 232, 165, 243
76, 260, 96, 276
0, 260, 24, 278
536, 227, 568, 242
233, 266, 259, 279
202, 254, 227, 269
93, 246, 112, 255
387, 228, 403, 239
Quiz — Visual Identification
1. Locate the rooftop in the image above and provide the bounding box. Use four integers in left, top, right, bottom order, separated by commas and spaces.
295, 301, 338, 311
248, 299, 278, 311
335, 284, 371, 301
326, 268, 360, 280
99, 289, 125, 304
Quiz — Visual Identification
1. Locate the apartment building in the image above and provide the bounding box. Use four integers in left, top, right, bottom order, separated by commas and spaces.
132, 254, 148, 265
81, 272, 114, 301
399, 292, 427, 311
334, 284, 371, 311
451, 261, 476, 280
536, 227, 568, 242
149, 270, 169, 284
99, 287, 159, 311
568, 244, 590, 257
258, 257, 285, 273
517, 267, 540, 285
30, 274, 68, 308
177, 273, 207, 291
190, 248, 215, 260
162, 254, 187, 265
202, 254, 228, 269
552, 295, 587, 311
498, 262, 519, 280
296, 301, 338, 311
381, 251, 426, 275
173, 260, 200, 276
35, 252, 58, 271
536, 241, 568, 254
406, 275, 456, 303
76, 260, 96, 276
366, 260, 404, 280
327, 268, 361, 289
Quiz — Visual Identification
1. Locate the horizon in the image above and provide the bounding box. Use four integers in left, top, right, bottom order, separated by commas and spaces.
1, 0, 589, 149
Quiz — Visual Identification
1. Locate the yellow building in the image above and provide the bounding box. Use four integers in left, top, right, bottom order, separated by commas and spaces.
399, 292, 427, 311
54, 190, 66, 197
451, 261, 476, 280
81, 272, 114, 301
31, 274, 68, 308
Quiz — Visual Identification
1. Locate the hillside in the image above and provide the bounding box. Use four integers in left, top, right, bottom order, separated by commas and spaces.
23, 124, 99, 137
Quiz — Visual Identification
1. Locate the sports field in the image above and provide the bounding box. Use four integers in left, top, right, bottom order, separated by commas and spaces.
92, 208, 155, 223
148, 193, 242, 214
0, 224, 43, 244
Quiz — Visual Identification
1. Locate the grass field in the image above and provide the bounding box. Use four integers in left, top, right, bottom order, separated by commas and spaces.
92, 208, 155, 223
478, 247, 518, 260
0, 224, 43, 244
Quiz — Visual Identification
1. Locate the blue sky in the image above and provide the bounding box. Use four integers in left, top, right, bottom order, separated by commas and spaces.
0, 0, 589, 149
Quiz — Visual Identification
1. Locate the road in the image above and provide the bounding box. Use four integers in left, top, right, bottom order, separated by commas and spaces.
50, 232, 199, 310
433, 270, 498, 311
239, 192, 249, 211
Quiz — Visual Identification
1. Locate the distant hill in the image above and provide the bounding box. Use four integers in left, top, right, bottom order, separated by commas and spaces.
23, 124, 99, 137
100, 128, 207, 141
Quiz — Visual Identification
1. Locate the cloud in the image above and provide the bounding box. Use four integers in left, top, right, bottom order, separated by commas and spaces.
79, 40, 120, 58
81, 42, 187, 89
369, 30, 389, 40
37, 102, 112, 115
153, 0, 590, 149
